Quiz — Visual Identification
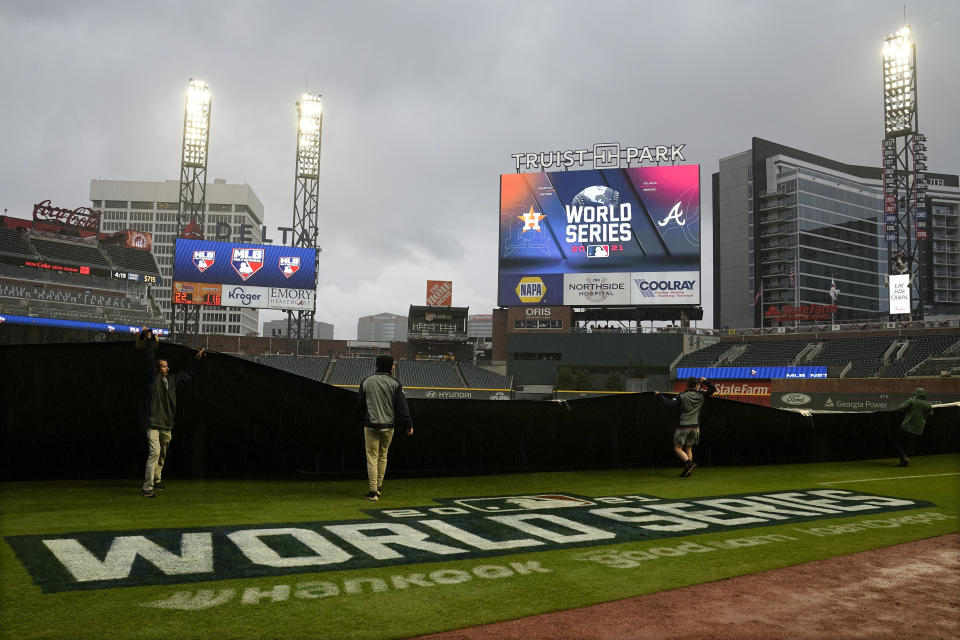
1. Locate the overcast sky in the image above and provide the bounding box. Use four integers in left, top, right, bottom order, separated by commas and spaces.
2, 0, 958, 338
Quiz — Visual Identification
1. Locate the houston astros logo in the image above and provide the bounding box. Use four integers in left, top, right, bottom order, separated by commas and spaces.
519, 206, 545, 233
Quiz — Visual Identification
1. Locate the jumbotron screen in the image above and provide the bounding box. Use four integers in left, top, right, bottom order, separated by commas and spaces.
498, 165, 700, 306
172, 239, 316, 311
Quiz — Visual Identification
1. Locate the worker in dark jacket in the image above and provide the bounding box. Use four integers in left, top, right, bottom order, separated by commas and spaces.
357, 355, 413, 501
655, 377, 717, 477
136, 327, 204, 497
892, 387, 933, 467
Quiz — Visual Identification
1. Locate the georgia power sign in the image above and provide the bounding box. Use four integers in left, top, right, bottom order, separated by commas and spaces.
4, 489, 933, 594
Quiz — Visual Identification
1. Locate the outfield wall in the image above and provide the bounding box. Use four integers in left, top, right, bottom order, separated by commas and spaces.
1, 341, 958, 481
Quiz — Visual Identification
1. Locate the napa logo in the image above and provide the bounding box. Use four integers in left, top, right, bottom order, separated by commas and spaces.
515, 276, 546, 303
192, 250, 215, 273
231, 248, 264, 282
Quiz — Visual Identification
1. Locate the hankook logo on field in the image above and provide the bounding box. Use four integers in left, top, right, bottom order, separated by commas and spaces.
5, 489, 932, 593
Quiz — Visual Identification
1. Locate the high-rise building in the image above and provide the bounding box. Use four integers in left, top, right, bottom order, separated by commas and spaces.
356, 312, 407, 342
91, 178, 264, 336
262, 319, 333, 339
713, 138, 959, 329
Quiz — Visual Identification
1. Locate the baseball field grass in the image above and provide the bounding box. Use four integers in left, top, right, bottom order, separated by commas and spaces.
2, 453, 958, 640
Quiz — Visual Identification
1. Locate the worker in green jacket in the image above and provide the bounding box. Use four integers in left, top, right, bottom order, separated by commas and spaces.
893, 388, 933, 467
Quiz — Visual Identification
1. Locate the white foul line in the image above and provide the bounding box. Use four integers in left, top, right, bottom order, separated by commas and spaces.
819, 472, 960, 485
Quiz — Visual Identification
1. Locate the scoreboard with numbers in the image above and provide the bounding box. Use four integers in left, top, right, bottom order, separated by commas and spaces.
172, 282, 222, 306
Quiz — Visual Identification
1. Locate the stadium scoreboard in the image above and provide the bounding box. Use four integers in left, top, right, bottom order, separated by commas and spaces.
172, 239, 317, 311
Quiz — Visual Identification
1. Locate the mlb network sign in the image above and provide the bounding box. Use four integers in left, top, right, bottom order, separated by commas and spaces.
498, 165, 700, 307
173, 239, 315, 290
4, 488, 932, 593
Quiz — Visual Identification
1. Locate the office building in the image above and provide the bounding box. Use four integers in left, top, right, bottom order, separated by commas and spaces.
713, 138, 959, 328
356, 312, 407, 342
263, 318, 333, 339
91, 178, 264, 336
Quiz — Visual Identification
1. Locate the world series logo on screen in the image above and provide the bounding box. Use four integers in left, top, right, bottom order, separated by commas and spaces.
231, 248, 264, 282
193, 250, 215, 273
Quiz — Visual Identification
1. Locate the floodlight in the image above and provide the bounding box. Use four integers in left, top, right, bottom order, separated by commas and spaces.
182, 79, 211, 167
296, 93, 323, 178
881, 26, 916, 137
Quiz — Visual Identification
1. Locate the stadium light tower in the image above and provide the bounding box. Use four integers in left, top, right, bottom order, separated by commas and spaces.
287, 93, 323, 340
881, 26, 927, 320
171, 78, 212, 341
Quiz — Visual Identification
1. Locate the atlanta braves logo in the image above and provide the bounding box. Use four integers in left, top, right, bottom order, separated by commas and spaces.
231, 248, 264, 282
193, 250, 215, 273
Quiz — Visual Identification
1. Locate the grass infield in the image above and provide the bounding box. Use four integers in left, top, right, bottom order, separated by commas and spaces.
1, 454, 958, 640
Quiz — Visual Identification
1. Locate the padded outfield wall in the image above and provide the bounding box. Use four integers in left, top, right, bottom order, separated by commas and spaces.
1, 341, 957, 481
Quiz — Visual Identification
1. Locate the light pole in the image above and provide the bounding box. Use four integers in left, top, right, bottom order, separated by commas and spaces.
288, 93, 323, 340
171, 79, 212, 341
881, 26, 927, 320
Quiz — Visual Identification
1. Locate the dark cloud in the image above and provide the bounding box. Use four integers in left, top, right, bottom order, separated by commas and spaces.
2, 0, 957, 337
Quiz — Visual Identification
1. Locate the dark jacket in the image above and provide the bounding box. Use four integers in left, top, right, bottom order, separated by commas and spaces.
358, 372, 413, 430
898, 388, 933, 436
136, 330, 194, 429
658, 380, 717, 427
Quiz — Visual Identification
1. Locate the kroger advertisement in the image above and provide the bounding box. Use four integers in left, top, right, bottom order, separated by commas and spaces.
498, 165, 700, 306
173, 239, 316, 311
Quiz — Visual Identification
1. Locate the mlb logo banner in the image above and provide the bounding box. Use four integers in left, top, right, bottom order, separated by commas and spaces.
231, 248, 264, 282
279, 256, 300, 279
193, 250, 215, 273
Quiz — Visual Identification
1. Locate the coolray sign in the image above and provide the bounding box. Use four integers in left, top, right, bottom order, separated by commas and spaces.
631, 272, 700, 305
511, 143, 686, 171
498, 165, 700, 307
5, 489, 932, 593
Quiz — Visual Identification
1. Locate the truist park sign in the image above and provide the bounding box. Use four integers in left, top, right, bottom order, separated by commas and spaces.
511, 143, 687, 171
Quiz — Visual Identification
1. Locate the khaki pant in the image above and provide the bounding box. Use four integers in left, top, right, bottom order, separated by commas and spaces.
143, 428, 172, 492
364, 427, 394, 493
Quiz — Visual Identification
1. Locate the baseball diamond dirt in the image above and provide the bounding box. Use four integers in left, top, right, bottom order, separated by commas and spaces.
413, 533, 960, 640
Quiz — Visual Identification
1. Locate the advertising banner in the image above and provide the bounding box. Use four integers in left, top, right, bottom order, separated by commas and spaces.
497, 274, 564, 306
222, 285, 270, 308
562, 272, 631, 305
499, 165, 700, 306
269, 287, 316, 311
889, 274, 911, 314
630, 271, 700, 305
426, 280, 453, 306
676, 366, 827, 379
173, 239, 316, 290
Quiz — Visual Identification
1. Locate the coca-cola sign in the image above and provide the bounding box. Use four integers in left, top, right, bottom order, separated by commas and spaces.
32, 200, 102, 232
